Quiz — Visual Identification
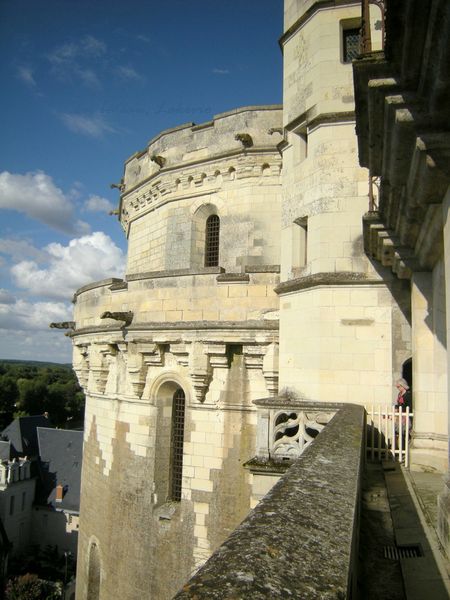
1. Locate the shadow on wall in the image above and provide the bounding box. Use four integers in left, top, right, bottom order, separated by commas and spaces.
32, 508, 78, 556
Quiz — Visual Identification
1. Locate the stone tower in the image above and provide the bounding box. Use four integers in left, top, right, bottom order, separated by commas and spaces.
277, 0, 410, 407
72, 106, 283, 599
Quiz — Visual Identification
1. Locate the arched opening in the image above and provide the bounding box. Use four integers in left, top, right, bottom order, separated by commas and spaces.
169, 387, 186, 502
402, 357, 412, 390
153, 381, 187, 504
205, 214, 220, 267
87, 542, 101, 600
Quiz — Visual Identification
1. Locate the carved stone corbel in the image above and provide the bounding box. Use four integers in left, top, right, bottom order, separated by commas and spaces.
90, 343, 116, 394
170, 343, 190, 368
204, 344, 228, 369
189, 342, 211, 403
137, 342, 164, 367
123, 342, 147, 398
73, 344, 90, 390
242, 345, 266, 370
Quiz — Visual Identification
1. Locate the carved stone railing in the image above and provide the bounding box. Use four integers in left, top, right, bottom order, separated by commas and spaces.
253, 396, 343, 462
174, 403, 365, 599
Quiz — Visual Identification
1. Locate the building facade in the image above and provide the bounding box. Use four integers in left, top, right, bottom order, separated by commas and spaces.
70, 1, 449, 598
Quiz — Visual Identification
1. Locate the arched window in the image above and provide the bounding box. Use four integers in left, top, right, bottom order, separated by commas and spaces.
87, 542, 101, 600
205, 214, 220, 267
170, 388, 186, 502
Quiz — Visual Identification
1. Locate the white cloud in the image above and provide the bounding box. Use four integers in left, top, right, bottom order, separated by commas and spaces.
60, 113, 116, 138
47, 35, 106, 88
77, 68, 101, 88
116, 65, 144, 82
16, 66, 36, 87
11, 231, 126, 300
0, 300, 73, 363
84, 195, 115, 213
0, 170, 90, 235
136, 34, 151, 43
0, 298, 70, 331
0, 238, 49, 263
81, 35, 107, 56
0, 289, 15, 305
212, 68, 230, 75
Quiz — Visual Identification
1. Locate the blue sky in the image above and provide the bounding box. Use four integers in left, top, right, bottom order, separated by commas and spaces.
0, 0, 283, 363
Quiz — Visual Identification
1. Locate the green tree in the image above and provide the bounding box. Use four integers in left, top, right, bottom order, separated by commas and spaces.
5, 574, 50, 600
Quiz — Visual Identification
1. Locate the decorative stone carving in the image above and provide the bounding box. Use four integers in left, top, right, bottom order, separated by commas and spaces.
137, 342, 164, 367
272, 410, 334, 459
101, 311, 133, 326
242, 345, 266, 370
189, 342, 211, 403
204, 344, 228, 369
235, 133, 253, 148
122, 342, 147, 398
90, 344, 116, 394
73, 344, 90, 390
150, 154, 166, 168
110, 179, 125, 192
49, 321, 75, 330
170, 343, 190, 367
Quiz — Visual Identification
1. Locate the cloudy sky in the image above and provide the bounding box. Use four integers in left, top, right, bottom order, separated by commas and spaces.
0, 0, 282, 363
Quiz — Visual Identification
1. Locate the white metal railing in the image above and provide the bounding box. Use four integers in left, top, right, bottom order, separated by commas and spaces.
365, 404, 413, 467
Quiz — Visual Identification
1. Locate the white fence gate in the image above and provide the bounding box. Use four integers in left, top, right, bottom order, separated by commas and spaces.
365, 404, 413, 467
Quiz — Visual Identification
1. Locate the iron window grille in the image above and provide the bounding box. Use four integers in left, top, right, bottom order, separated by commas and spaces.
343, 28, 360, 62
170, 388, 186, 502
205, 215, 220, 267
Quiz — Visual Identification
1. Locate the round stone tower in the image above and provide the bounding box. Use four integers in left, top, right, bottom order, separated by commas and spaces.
72, 106, 283, 599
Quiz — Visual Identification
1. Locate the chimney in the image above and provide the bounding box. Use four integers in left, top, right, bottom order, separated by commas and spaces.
55, 484, 64, 503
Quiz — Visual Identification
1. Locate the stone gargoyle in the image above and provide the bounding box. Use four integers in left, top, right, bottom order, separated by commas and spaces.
150, 154, 166, 168
100, 311, 134, 326
235, 133, 253, 148
49, 321, 76, 330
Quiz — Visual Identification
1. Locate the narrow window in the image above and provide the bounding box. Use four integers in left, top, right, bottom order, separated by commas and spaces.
343, 27, 360, 63
21, 492, 26, 511
170, 388, 185, 502
205, 215, 220, 267
9, 496, 14, 516
293, 217, 308, 270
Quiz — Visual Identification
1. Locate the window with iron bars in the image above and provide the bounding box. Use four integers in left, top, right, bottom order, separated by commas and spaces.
170, 388, 185, 502
205, 214, 220, 267
343, 27, 360, 63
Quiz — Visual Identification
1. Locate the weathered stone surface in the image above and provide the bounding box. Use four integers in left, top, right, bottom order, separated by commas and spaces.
174, 404, 365, 599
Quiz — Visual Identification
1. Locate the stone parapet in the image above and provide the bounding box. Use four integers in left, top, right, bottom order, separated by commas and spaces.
119, 106, 283, 234
73, 270, 280, 330
174, 403, 365, 599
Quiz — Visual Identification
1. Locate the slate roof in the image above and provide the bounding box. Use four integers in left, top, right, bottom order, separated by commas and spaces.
36, 428, 83, 512
1, 415, 51, 457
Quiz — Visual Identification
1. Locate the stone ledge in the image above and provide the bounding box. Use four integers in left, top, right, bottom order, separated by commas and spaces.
216, 273, 250, 283
73, 278, 125, 301
275, 271, 382, 295
126, 267, 224, 282
71, 320, 279, 337
253, 396, 346, 411
174, 404, 365, 599
245, 265, 280, 273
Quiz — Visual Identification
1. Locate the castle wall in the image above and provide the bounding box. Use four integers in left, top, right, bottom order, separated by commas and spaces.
73, 107, 283, 599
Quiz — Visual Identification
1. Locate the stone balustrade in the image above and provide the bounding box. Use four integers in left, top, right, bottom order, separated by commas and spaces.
174, 403, 365, 599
